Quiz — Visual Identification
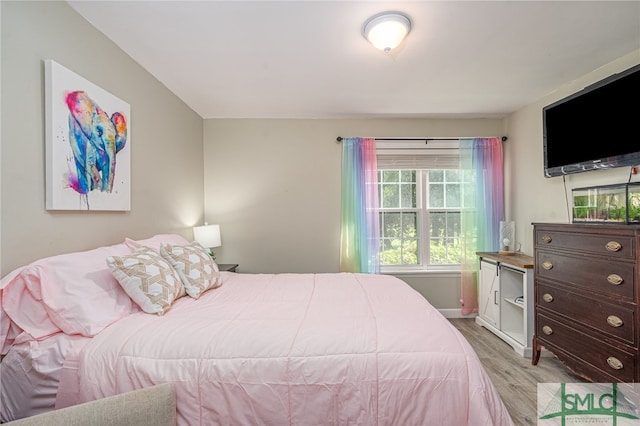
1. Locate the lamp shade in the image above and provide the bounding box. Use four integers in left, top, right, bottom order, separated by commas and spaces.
193, 223, 221, 248
363, 12, 411, 52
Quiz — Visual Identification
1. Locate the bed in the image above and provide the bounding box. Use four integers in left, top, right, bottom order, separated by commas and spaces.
0, 234, 513, 425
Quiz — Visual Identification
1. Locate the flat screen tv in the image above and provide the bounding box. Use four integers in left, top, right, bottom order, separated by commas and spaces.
543, 64, 640, 178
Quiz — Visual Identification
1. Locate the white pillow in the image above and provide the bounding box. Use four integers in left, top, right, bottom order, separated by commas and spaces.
160, 242, 221, 299
106, 247, 185, 315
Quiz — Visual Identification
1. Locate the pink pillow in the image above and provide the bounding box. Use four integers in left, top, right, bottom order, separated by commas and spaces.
124, 234, 190, 252
2, 268, 59, 341
0, 266, 26, 353
2, 243, 139, 339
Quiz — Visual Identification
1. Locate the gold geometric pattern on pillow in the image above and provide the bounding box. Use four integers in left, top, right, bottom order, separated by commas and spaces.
106, 246, 185, 315
160, 242, 221, 299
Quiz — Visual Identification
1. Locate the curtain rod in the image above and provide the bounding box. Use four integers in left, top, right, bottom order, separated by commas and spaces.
335, 136, 508, 143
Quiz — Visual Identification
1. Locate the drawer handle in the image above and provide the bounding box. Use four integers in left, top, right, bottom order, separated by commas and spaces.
607, 357, 624, 370
542, 261, 553, 270
542, 293, 554, 303
606, 241, 622, 252
542, 325, 553, 335
541, 235, 552, 244
607, 274, 624, 285
607, 315, 623, 328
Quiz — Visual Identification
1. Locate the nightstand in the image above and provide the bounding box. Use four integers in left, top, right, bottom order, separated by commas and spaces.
218, 263, 238, 272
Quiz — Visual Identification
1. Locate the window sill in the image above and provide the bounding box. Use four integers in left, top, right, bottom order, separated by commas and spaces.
381, 269, 461, 278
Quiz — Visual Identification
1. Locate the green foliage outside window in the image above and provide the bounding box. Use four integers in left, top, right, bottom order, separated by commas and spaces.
380, 211, 418, 264
378, 168, 467, 267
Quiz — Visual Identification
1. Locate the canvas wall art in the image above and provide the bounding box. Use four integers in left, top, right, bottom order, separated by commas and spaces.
45, 59, 131, 211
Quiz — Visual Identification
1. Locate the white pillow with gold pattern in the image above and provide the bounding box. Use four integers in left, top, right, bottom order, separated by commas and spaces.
106, 246, 185, 315
160, 241, 221, 299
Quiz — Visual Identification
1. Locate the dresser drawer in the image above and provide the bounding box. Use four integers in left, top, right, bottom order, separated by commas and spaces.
536, 251, 635, 299
537, 282, 636, 344
536, 229, 635, 260
537, 313, 636, 382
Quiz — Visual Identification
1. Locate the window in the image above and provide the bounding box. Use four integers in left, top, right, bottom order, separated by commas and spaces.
377, 140, 471, 271
379, 170, 418, 266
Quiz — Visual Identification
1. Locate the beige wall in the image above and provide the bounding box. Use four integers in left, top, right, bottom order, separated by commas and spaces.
0, 2, 3, 275
203, 118, 504, 308
507, 49, 640, 256
3, 1, 637, 312
0, 1, 205, 274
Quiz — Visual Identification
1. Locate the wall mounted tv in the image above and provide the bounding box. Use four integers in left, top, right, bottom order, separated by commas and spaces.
543, 63, 640, 178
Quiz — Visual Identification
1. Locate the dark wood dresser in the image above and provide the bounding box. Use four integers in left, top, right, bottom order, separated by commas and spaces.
532, 222, 640, 382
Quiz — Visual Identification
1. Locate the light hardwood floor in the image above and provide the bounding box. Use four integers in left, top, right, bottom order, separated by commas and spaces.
449, 318, 587, 426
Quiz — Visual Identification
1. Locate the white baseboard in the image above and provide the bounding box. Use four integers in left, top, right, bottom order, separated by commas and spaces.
439, 309, 478, 319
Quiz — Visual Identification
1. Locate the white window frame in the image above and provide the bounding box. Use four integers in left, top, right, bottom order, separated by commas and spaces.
377, 139, 462, 274
378, 169, 422, 268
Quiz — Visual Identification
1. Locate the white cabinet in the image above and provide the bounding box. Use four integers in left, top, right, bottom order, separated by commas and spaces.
475, 252, 534, 357
478, 258, 500, 328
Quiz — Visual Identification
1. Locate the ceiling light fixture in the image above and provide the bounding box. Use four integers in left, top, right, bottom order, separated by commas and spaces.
362, 11, 412, 53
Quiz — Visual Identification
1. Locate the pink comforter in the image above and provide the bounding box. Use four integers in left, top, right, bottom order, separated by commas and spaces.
57, 272, 513, 425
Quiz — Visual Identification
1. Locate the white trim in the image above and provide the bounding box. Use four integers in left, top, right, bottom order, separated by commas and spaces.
376, 139, 460, 150
382, 270, 460, 278
440, 309, 477, 319
376, 139, 460, 169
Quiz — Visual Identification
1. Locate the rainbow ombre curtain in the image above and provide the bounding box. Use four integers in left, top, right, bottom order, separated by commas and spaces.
459, 138, 504, 314
339, 137, 380, 274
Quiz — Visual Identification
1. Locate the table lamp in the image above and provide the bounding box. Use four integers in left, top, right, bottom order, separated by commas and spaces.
193, 223, 221, 260
498, 220, 515, 255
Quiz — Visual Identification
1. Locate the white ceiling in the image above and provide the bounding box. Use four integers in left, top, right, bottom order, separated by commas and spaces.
67, 1, 640, 119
